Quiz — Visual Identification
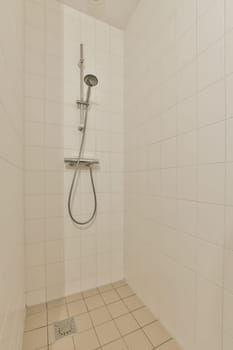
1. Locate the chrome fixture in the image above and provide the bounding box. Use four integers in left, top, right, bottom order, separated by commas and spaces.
66, 44, 99, 225
64, 158, 99, 167
84, 74, 98, 87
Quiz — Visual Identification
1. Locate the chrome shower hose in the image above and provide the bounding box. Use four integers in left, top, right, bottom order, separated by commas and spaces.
68, 108, 97, 225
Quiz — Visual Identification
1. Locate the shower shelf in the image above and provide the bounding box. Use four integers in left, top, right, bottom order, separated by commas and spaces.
64, 157, 99, 167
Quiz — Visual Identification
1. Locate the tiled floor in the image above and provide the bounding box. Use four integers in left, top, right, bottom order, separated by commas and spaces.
23, 280, 181, 350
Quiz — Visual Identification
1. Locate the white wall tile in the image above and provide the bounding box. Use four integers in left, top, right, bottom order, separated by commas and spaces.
177, 199, 197, 235
46, 240, 64, 264
226, 163, 233, 205
225, 206, 233, 251
198, 121, 225, 164
25, 97, 44, 123
223, 290, 233, 339
161, 138, 177, 168
197, 240, 223, 285
226, 74, 233, 119
177, 61, 197, 102
224, 249, 233, 294
25, 74, 45, 99
175, 266, 196, 350
161, 168, 177, 198
176, 0, 197, 37
198, 79, 225, 127
25, 122, 44, 147
226, 118, 233, 161
198, 164, 225, 204
177, 25, 197, 69
177, 95, 197, 134
148, 143, 161, 169
177, 131, 197, 166
226, 0, 233, 32
177, 166, 197, 200
197, 203, 225, 246
197, 0, 224, 53
110, 27, 124, 57
197, 0, 216, 16
198, 39, 224, 90
196, 277, 223, 350
95, 20, 110, 52
161, 107, 177, 139
26, 243, 45, 267
226, 29, 233, 75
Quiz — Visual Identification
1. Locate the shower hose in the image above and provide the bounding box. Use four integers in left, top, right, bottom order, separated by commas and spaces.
68, 106, 97, 225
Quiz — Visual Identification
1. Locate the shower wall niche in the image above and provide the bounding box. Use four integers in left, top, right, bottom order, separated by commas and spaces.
24, 0, 124, 306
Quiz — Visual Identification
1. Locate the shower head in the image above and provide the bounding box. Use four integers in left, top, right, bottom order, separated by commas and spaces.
84, 74, 98, 87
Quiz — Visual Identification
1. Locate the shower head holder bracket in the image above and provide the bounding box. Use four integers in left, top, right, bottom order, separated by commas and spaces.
76, 100, 89, 108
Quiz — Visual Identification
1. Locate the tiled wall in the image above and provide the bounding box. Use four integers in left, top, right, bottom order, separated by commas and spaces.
24, 1, 124, 305
0, 0, 25, 349
125, 0, 233, 349
24, 0, 64, 306
63, 6, 124, 293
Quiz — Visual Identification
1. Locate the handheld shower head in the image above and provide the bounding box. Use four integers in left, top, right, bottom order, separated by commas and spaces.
84, 74, 98, 87
84, 74, 98, 105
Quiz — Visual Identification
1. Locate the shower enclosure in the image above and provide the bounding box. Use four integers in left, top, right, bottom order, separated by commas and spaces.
1, 0, 233, 349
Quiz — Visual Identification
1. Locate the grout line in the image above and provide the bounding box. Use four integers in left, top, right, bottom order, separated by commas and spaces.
194, 0, 199, 348
81, 295, 102, 350
222, 0, 227, 349
154, 337, 173, 349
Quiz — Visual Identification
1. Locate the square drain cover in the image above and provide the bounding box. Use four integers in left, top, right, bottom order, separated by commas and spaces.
54, 317, 77, 341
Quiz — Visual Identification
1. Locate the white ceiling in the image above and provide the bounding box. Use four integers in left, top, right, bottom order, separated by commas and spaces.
60, 0, 140, 29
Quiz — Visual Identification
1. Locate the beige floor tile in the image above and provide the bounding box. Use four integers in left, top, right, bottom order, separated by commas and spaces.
143, 322, 171, 348
95, 320, 120, 346
107, 300, 129, 319
114, 313, 139, 336
48, 305, 68, 324
112, 280, 127, 289
67, 299, 87, 317
49, 337, 75, 350
101, 290, 120, 304
75, 313, 93, 332
85, 294, 104, 311
101, 338, 128, 350
98, 284, 113, 293
24, 311, 47, 331
26, 303, 46, 316
157, 339, 182, 350
48, 325, 55, 344
66, 292, 83, 304
123, 295, 143, 311
23, 327, 48, 350
74, 329, 100, 350
132, 307, 156, 327
82, 288, 99, 298
124, 329, 153, 350
116, 285, 134, 299
89, 306, 111, 326
48, 298, 66, 309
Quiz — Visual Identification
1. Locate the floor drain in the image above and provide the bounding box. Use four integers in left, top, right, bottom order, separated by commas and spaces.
54, 317, 77, 341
